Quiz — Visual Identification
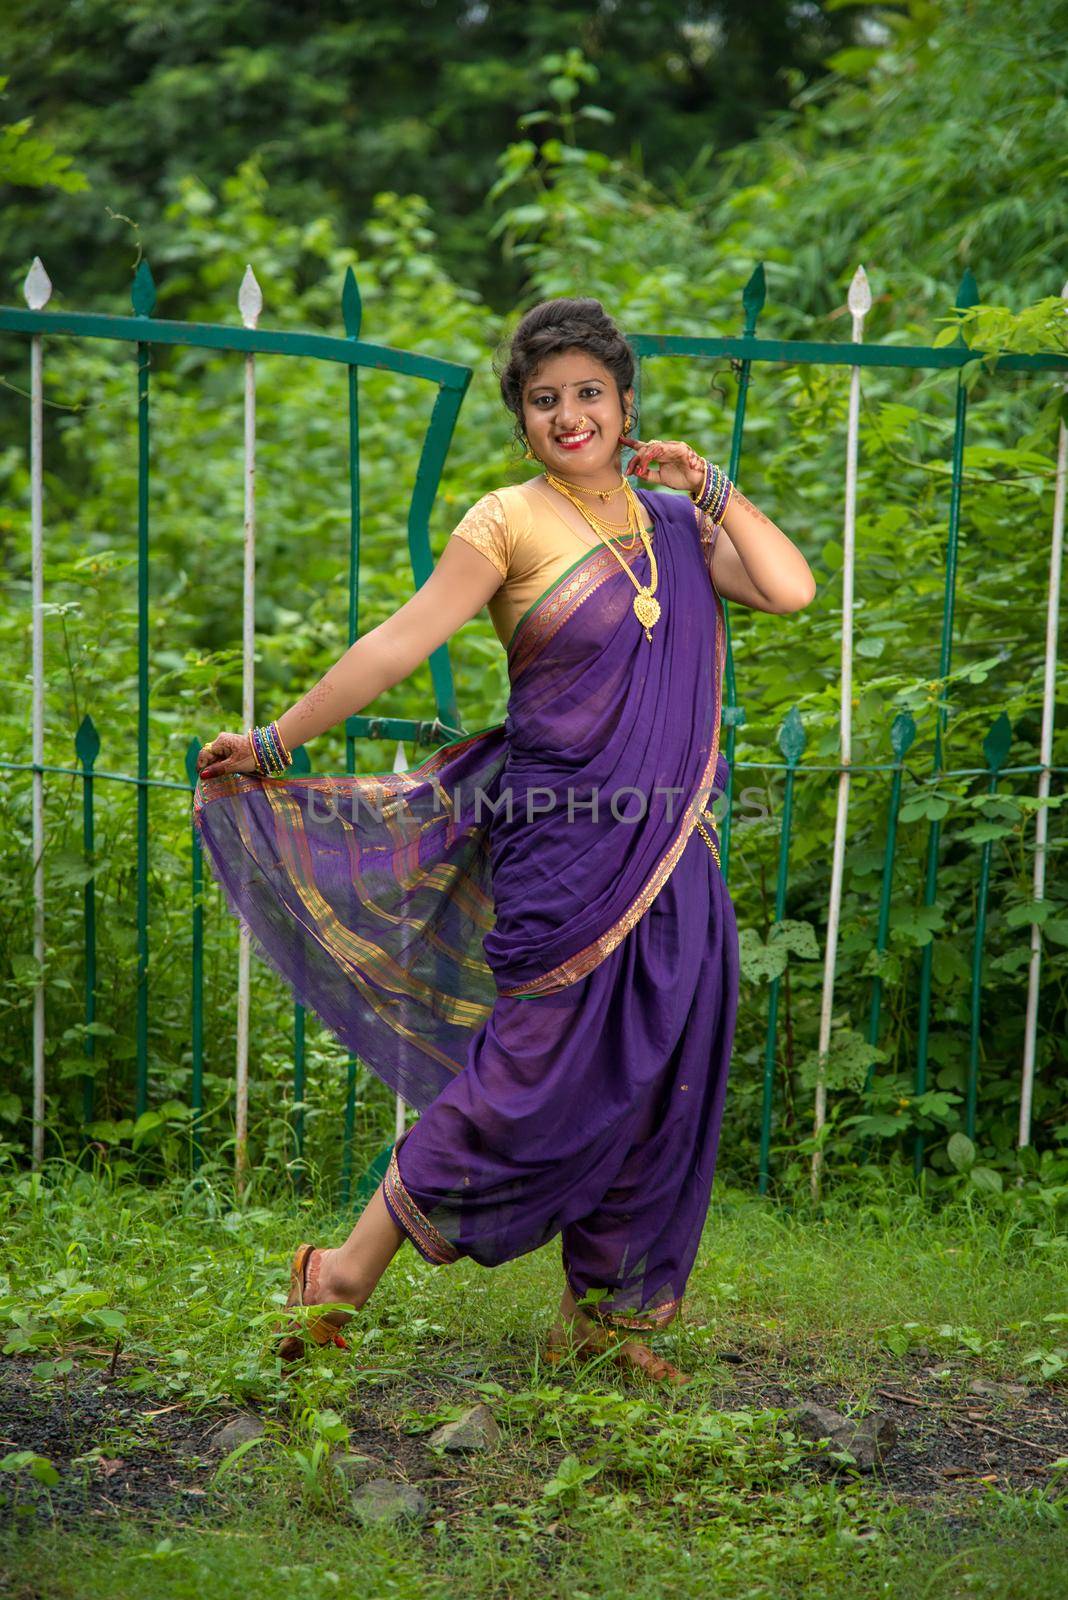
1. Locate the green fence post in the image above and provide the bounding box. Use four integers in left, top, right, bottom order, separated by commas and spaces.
867, 712, 917, 1059
185, 739, 205, 1168
967, 713, 1012, 1141
340, 268, 364, 1207
75, 715, 100, 1133
758, 706, 806, 1195
288, 744, 313, 1190
718, 264, 764, 882
132, 259, 156, 1118
912, 268, 979, 1179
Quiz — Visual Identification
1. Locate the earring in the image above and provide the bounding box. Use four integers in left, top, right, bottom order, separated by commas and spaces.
623, 413, 634, 436
522, 434, 535, 460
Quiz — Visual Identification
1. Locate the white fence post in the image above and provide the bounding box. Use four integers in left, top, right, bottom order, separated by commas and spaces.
25, 257, 52, 1169
811, 263, 871, 1202
235, 265, 263, 1193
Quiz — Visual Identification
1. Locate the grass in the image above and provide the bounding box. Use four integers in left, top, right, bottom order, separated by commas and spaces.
1, 1158, 1066, 1599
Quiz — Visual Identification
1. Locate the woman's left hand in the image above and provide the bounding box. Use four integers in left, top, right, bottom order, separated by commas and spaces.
623, 436, 707, 495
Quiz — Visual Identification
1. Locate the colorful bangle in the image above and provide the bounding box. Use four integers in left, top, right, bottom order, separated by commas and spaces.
710, 476, 733, 524
689, 456, 735, 523
689, 457, 713, 509
264, 720, 292, 770
247, 721, 292, 777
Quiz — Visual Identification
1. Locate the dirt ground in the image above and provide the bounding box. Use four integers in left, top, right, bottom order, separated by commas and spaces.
1, 1342, 1065, 1532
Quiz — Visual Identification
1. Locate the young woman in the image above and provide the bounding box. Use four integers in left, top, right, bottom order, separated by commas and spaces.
194, 297, 815, 1385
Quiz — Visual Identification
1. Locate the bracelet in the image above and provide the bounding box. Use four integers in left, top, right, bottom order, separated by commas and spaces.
247, 721, 293, 777
689, 456, 735, 521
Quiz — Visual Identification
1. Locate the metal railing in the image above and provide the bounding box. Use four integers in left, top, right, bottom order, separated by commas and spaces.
1, 257, 472, 1198
2, 259, 1066, 1203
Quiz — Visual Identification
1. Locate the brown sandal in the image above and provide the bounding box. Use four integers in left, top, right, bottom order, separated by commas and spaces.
542, 1322, 692, 1387
276, 1243, 352, 1364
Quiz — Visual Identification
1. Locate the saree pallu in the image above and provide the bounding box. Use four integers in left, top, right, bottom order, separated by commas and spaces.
193, 486, 738, 1327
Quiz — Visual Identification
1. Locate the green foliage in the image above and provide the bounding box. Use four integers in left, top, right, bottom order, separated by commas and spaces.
0, 2, 863, 308
0, 76, 88, 194
2, 1160, 1067, 1593
0, 0, 1066, 1183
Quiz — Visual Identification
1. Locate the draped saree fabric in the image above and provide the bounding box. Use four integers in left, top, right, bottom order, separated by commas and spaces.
193, 486, 738, 1326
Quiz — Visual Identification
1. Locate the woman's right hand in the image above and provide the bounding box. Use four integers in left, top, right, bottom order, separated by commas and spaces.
196, 730, 258, 780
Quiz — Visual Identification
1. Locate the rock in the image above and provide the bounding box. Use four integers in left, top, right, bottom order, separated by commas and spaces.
716, 1350, 746, 1365
350, 1478, 427, 1525
447, 1358, 493, 1379
332, 1452, 383, 1484
967, 1378, 1028, 1400
426, 1402, 500, 1453
210, 1412, 264, 1454
790, 1402, 898, 1472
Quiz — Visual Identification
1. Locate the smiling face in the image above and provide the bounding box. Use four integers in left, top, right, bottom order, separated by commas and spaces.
521, 349, 634, 482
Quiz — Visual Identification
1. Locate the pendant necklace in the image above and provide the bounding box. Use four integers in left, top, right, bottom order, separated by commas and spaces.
544, 471, 661, 640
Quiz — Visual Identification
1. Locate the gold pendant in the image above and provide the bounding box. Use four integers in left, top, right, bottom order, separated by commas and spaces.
633, 590, 660, 640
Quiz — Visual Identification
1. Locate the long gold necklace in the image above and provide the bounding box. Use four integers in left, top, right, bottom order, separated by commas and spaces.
544, 472, 661, 641
546, 470, 639, 541
543, 473, 642, 549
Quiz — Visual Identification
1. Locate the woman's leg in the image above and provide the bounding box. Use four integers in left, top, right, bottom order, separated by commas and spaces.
548, 1282, 692, 1384
298, 1183, 407, 1323
553, 836, 739, 1381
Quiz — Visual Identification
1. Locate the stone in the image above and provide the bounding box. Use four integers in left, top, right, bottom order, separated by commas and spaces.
967, 1378, 1028, 1400
350, 1478, 427, 1525
332, 1452, 383, 1484
790, 1402, 898, 1472
210, 1412, 264, 1454
426, 1402, 500, 1453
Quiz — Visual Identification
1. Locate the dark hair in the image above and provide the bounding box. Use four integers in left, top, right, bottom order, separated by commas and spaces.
495, 297, 634, 453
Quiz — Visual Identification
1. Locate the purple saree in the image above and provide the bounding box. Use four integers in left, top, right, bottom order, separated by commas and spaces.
193, 486, 738, 1328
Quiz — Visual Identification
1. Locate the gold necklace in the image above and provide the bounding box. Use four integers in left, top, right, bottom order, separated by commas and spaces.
544, 473, 642, 548
545, 476, 661, 641
548, 471, 627, 504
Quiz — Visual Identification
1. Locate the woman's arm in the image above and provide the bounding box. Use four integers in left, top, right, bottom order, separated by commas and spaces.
708, 491, 817, 615
197, 533, 504, 778
273, 538, 504, 754
625, 436, 817, 615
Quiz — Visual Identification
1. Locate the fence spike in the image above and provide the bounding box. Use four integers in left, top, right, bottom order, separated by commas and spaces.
777, 705, 806, 765
342, 266, 362, 339
23, 257, 52, 310
982, 712, 1012, 773
741, 262, 766, 332
955, 267, 980, 312
890, 710, 916, 760
238, 265, 263, 330
131, 259, 157, 317
185, 736, 202, 788
847, 263, 872, 318
74, 714, 101, 768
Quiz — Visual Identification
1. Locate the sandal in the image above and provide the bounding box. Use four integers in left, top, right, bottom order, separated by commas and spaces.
542, 1322, 692, 1387
276, 1243, 352, 1364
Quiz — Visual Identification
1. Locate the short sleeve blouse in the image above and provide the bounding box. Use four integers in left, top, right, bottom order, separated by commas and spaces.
445, 482, 715, 650
447, 493, 514, 581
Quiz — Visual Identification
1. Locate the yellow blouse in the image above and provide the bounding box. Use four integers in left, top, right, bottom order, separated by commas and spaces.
446, 477, 716, 651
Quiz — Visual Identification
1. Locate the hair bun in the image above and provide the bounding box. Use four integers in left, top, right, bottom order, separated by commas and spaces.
495, 297, 635, 446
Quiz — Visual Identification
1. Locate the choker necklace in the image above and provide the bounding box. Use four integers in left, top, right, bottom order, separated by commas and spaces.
546, 471, 627, 503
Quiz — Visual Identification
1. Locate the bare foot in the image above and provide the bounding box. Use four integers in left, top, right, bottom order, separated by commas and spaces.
544, 1287, 692, 1386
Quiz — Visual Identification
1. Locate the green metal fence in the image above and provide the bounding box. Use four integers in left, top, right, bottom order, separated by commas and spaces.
2, 259, 1066, 1203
